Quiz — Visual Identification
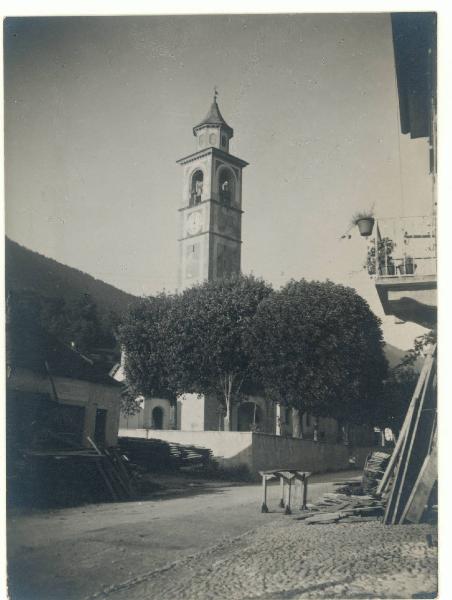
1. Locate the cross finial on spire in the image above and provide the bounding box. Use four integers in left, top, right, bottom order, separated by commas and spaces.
214, 86, 218, 101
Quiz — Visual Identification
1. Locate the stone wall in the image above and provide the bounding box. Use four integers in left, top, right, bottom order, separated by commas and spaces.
251, 433, 374, 473
118, 429, 376, 475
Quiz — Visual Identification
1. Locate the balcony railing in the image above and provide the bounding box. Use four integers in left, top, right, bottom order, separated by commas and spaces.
369, 215, 436, 280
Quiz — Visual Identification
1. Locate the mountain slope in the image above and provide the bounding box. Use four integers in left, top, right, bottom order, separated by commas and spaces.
5, 237, 138, 317
5, 238, 416, 370
384, 342, 409, 369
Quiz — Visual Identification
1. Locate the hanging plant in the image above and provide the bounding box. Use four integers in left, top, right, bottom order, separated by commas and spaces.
352, 210, 375, 237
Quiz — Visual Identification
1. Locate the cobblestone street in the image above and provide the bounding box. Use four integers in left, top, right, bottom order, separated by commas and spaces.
97, 520, 437, 600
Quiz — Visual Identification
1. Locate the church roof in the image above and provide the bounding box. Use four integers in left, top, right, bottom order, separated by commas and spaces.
193, 97, 233, 137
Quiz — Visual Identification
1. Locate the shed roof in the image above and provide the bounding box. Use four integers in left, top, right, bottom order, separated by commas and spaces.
7, 325, 120, 386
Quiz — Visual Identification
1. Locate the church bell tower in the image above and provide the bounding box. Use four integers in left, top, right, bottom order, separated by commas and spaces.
177, 92, 248, 290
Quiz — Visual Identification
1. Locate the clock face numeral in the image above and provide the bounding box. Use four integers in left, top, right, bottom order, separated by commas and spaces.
186, 211, 202, 235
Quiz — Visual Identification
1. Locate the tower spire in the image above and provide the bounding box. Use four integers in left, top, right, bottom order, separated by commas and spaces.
193, 90, 233, 138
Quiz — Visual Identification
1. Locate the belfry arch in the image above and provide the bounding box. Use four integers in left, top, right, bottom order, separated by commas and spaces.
190, 169, 204, 206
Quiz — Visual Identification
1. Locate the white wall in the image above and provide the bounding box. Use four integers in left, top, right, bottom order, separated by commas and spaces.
119, 429, 253, 468
118, 429, 376, 475
178, 393, 206, 431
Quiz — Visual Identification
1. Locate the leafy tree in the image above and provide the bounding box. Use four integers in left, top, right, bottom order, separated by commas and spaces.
66, 293, 104, 352
250, 279, 388, 435
118, 275, 272, 430
376, 366, 418, 433
117, 294, 177, 402
39, 296, 70, 340
7, 289, 116, 355
169, 275, 272, 430
400, 329, 437, 368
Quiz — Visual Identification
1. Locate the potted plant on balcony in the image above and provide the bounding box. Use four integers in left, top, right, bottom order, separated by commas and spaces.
399, 256, 416, 275
365, 237, 396, 276
352, 210, 375, 237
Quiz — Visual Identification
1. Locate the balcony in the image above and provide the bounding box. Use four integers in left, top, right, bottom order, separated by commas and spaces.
370, 216, 437, 328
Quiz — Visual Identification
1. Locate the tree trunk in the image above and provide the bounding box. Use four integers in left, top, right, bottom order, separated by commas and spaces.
313, 416, 319, 442
224, 395, 231, 431
223, 374, 234, 432
292, 408, 302, 438
342, 422, 350, 445
276, 403, 283, 436
224, 413, 231, 431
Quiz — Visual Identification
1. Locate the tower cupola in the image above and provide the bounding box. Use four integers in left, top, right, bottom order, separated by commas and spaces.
193, 90, 233, 153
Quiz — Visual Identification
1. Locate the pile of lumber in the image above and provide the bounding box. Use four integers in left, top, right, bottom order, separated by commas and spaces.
168, 442, 213, 469
119, 437, 213, 472
298, 491, 385, 525
7, 443, 134, 508
87, 437, 135, 501
362, 451, 392, 494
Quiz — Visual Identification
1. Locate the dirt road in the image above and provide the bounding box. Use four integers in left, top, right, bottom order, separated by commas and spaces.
7, 471, 437, 600
7, 471, 352, 600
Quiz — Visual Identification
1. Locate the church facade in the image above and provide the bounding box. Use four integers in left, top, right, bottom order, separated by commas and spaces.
119, 96, 375, 447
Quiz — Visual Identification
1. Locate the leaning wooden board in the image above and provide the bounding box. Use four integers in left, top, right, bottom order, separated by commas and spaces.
402, 433, 437, 523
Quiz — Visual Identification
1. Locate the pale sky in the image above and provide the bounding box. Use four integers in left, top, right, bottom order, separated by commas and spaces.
4, 13, 433, 348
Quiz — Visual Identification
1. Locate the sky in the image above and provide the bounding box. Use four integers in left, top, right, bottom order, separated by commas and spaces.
4, 13, 434, 348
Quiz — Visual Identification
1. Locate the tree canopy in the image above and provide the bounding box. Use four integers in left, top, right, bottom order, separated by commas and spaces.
118, 275, 272, 429
117, 293, 177, 402
119, 276, 391, 432
250, 279, 388, 427
375, 365, 418, 432
7, 289, 116, 354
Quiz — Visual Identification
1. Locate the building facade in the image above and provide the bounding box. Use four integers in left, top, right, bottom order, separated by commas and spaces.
176, 93, 248, 290
119, 94, 376, 449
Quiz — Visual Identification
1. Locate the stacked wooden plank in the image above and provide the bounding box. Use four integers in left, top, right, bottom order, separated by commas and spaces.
297, 492, 385, 525
9, 445, 134, 507
119, 436, 213, 472
362, 451, 392, 494
168, 442, 213, 469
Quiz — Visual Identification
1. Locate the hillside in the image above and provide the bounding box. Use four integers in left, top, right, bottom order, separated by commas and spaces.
384, 342, 409, 369
383, 342, 423, 372
5, 237, 138, 318
5, 237, 417, 370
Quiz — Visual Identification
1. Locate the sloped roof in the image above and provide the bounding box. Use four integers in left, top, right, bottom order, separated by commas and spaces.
7, 325, 120, 386
391, 12, 436, 140
193, 99, 233, 137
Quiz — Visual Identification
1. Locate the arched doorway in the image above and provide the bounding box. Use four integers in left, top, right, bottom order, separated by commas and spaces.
238, 402, 262, 432
152, 406, 164, 430
190, 170, 203, 206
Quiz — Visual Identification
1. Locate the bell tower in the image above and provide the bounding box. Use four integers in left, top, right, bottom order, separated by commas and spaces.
177, 92, 248, 290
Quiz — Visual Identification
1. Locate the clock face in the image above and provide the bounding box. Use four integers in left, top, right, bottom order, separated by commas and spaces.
186, 211, 202, 235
